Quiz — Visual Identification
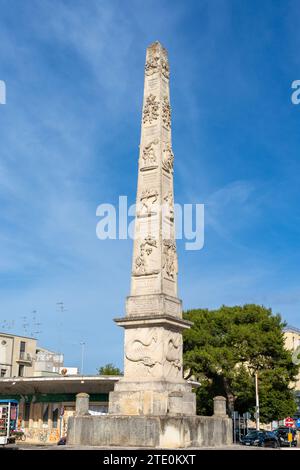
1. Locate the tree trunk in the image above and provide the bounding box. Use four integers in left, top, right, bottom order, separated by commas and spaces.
223, 377, 236, 416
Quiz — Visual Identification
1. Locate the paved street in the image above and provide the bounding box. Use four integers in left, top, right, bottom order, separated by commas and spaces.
1, 443, 299, 451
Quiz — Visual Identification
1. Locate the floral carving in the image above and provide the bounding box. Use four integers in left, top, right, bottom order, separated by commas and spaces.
143, 94, 159, 124
162, 96, 171, 129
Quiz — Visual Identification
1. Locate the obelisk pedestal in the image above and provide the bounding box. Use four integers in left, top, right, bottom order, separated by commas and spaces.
109, 41, 196, 417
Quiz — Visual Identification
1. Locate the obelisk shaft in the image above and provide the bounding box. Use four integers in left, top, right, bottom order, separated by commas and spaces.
110, 43, 195, 417
130, 41, 177, 300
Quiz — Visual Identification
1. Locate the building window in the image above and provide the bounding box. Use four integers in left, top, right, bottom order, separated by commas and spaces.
0, 369, 6, 377
19, 341, 26, 360
18, 364, 24, 377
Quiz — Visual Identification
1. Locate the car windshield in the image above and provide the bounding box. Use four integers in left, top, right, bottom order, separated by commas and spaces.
245, 431, 262, 438
281, 430, 295, 436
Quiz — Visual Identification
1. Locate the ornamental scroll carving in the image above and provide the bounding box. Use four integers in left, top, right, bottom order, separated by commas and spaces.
143, 94, 159, 125
162, 239, 177, 279
133, 236, 159, 276
162, 96, 171, 129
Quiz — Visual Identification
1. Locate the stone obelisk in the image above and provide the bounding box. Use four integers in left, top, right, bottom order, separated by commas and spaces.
109, 41, 196, 417
68, 43, 233, 448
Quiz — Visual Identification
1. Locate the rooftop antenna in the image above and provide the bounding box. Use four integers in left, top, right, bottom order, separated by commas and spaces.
30, 311, 42, 339
56, 302, 67, 314
56, 301, 67, 354
21, 316, 29, 336
0, 320, 14, 332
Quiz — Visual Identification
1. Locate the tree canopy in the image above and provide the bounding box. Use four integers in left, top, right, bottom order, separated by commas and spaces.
183, 304, 299, 422
97, 363, 123, 376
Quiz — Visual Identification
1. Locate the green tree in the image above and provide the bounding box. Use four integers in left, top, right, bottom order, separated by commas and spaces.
97, 363, 123, 375
183, 305, 299, 422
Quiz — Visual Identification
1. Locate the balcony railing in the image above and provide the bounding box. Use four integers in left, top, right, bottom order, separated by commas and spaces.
17, 352, 32, 363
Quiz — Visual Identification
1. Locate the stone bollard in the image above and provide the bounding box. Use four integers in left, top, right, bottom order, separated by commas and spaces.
213, 396, 227, 417
75, 393, 90, 416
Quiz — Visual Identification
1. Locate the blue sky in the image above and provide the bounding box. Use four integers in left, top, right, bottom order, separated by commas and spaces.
0, 0, 300, 373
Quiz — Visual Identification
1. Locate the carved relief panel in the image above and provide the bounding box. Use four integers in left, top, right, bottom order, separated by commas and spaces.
162, 96, 171, 130
124, 327, 182, 379
143, 94, 159, 125
162, 143, 174, 173
140, 139, 159, 171
145, 43, 170, 80
133, 236, 159, 277
162, 239, 177, 280
137, 188, 159, 218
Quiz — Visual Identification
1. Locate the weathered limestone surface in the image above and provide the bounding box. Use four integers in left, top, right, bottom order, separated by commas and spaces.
75, 393, 90, 416
67, 415, 233, 448
213, 396, 227, 417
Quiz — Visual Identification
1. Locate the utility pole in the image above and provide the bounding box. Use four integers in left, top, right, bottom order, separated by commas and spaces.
80, 341, 85, 375
255, 371, 260, 431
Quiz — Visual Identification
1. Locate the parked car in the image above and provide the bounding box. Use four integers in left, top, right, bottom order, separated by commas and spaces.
274, 427, 297, 447
240, 430, 280, 448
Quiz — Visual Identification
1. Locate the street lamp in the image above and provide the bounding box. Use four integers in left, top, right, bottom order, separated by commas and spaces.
255, 371, 260, 431
80, 342, 85, 375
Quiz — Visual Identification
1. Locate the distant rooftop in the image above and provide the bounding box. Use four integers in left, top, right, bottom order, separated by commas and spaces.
0, 331, 36, 340
284, 325, 300, 334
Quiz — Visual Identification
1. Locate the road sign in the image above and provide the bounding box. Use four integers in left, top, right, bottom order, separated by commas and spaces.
296, 418, 300, 429
284, 417, 294, 428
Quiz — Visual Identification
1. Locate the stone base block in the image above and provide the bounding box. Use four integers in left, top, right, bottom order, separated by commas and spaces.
67, 415, 233, 448
108, 380, 196, 416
